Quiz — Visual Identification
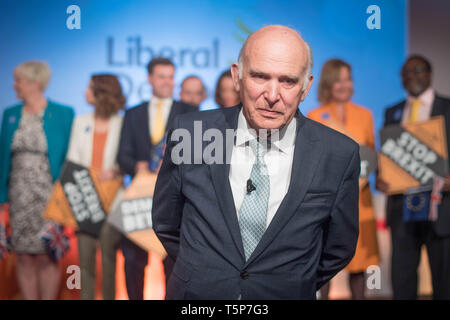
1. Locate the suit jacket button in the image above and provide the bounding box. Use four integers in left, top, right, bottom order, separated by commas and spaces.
240, 271, 249, 279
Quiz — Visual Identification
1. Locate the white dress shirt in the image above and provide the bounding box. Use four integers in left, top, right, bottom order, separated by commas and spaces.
229, 110, 297, 228
401, 87, 435, 124
148, 97, 173, 137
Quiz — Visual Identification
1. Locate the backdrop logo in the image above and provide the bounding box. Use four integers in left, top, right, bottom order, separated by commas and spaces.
107, 36, 220, 69
106, 36, 220, 102
234, 19, 253, 44
229, 19, 254, 65
112, 72, 152, 103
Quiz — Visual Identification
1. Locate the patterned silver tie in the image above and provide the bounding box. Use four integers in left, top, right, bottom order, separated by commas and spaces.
238, 138, 270, 261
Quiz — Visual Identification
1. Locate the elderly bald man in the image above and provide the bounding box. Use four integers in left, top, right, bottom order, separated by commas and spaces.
152, 25, 360, 300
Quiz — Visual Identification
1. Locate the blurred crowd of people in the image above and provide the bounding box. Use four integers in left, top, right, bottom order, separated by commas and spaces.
1, 52, 449, 300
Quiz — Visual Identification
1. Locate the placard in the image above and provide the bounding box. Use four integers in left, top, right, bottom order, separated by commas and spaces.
107, 170, 167, 258
379, 116, 448, 194
43, 161, 122, 237
360, 145, 378, 179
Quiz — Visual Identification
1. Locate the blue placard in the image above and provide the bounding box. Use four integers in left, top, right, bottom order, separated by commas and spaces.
403, 191, 431, 222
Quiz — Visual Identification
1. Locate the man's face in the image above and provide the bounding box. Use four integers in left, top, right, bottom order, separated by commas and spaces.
180, 77, 206, 107
148, 64, 175, 99
401, 58, 431, 97
231, 37, 313, 131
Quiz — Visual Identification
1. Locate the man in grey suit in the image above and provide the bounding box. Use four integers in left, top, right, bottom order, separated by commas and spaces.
152, 25, 360, 299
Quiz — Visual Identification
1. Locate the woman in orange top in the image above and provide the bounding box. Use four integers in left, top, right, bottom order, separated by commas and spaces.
308, 59, 379, 300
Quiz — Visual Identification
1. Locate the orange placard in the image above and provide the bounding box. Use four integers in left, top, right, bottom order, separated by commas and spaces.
107, 170, 167, 259
379, 116, 448, 194
43, 163, 122, 230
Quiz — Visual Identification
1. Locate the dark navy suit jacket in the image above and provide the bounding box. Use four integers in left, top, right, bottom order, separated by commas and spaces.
117, 100, 196, 177
152, 105, 360, 300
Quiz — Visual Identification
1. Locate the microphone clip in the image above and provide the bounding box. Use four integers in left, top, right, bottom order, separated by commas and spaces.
247, 179, 256, 194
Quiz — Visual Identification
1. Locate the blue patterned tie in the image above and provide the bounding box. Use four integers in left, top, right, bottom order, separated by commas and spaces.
238, 138, 270, 261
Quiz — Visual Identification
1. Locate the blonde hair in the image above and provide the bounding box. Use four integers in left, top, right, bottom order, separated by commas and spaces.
14, 61, 51, 91
317, 59, 352, 104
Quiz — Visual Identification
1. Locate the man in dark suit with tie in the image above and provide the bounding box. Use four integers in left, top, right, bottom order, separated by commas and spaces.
152, 25, 360, 300
377, 55, 450, 299
117, 57, 195, 300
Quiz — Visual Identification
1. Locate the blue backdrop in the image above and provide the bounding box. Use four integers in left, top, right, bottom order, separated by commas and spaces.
0, 0, 407, 139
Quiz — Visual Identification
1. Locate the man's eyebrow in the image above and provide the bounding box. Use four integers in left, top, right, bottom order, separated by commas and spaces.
249, 69, 300, 81
279, 75, 300, 82
249, 69, 267, 76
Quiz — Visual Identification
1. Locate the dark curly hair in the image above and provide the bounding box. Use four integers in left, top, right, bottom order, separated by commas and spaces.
91, 74, 126, 118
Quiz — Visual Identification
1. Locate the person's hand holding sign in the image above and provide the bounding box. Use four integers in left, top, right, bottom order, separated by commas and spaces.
98, 168, 119, 182
134, 159, 164, 197
375, 175, 390, 194
135, 161, 149, 174
443, 174, 450, 192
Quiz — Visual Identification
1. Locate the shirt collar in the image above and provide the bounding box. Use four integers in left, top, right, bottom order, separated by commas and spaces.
235, 109, 297, 153
150, 97, 173, 107
407, 87, 434, 105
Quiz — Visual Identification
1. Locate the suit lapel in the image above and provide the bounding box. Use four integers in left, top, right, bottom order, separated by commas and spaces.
166, 100, 178, 131
430, 95, 444, 117
429, 96, 450, 168
209, 106, 245, 263
390, 102, 406, 125
245, 112, 323, 266
139, 101, 153, 154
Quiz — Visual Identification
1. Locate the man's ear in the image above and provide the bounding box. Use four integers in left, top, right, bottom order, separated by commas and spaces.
230, 62, 241, 92
300, 75, 313, 102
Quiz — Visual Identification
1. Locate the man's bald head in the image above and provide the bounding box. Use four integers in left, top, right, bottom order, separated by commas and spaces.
230, 25, 314, 131
180, 75, 207, 107
237, 25, 313, 91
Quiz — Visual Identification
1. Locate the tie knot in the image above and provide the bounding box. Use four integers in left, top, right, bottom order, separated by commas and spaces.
412, 98, 422, 108
249, 139, 268, 162
408, 98, 422, 124
156, 99, 164, 108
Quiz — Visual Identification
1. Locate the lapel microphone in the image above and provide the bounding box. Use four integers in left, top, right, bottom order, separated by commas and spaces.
247, 179, 256, 193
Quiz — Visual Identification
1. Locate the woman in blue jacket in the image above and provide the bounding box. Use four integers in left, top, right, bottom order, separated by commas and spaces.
0, 61, 74, 299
